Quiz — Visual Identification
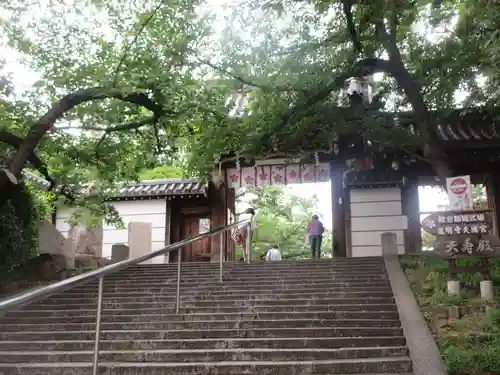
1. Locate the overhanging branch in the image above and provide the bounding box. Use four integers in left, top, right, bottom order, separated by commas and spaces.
7, 87, 164, 179
0, 129, 55, 189
94, 116, 158, 158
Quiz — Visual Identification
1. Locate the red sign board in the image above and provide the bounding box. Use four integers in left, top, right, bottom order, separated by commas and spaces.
450, 178, 468, 195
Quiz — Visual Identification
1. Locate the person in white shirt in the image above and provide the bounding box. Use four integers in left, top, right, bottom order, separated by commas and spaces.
266, 244, 282, 262
231, 208, 257, 262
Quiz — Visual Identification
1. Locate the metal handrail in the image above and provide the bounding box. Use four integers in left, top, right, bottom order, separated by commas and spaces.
0, 215, 254, 375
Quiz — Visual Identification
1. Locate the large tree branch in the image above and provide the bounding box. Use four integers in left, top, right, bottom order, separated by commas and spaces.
341, 0, 362, 54
0, 129, 55, 188
197, 57, 300, 93
94, 116, 158, 159
374, 18, 453, 180
7, 87, 164, 180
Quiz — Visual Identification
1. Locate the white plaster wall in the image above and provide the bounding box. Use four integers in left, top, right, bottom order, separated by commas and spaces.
102, 200, 167, 264
55, 207, 72, 239
350, 187, 407, 257
55, 200, 167, 264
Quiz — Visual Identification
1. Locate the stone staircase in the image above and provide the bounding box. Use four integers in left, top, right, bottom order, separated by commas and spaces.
0, 258, 413, 374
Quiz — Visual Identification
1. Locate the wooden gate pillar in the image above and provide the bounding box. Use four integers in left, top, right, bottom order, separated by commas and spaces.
486, 174, 500, 236
209, 182, 227, 262
331, 164, 347, 257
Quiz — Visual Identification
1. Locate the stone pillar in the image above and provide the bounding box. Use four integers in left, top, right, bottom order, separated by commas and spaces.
331, 165, 346, 257
38, 220, 73, 269
111, 244, 130, 262
88, 224, 103, 258
447, 281, 460, 296
128, 222, 152, 263
480, 280, 494, 302
381, 232, 398, 257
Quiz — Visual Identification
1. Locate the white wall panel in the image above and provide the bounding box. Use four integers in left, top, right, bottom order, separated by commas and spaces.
351, 216, 407, 232
352, 245, 405, 257
349, 187, 407, 257
58, 200, 168, 261
350, 187, 401, 203
351, 230, 404, 247
350, 201, 402, 217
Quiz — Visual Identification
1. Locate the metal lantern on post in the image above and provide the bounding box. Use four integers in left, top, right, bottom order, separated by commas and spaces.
347, 76, 375, 106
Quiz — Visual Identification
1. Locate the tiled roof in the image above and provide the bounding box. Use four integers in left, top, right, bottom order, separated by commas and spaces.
115, 179, 208, 200
436, 122, 500, 142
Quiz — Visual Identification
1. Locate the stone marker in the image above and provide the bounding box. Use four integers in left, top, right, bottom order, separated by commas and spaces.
480, 280, 494, 302
381, 232, 398, 257
447, 280, 460, 296
111, 244, 130, 263
128, 222, 152, 263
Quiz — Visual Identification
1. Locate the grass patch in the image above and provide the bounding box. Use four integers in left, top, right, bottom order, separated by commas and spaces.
401, 255, 500, 375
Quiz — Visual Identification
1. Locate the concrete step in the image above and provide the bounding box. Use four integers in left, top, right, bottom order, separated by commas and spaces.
31, 296, 395, 308
0, 326, 404, 341
126, 260, 385, 269
2, 310, 401, 322
22, 302, 398, 313
114, 267, 388, 277
0, 336, 408, 351
97, 275, 388, 284
102, 270, 388, 279
127, 258, 385, 268
70, 281, 392, 292
6, 304, 398, 318
44, 289, 395, 301
0, 357, 413, 374
0, 318, 402, 332
0, 346, 409, 363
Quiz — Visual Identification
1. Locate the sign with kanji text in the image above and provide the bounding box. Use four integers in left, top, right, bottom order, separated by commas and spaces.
421, 210, 492, 236
446, 175, 473, 210
434, 235, 500, 258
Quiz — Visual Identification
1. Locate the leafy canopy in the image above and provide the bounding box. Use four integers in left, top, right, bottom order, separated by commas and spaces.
1, 0, 500, 214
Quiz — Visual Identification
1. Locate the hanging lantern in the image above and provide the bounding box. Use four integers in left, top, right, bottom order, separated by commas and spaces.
391, 160, 400, 171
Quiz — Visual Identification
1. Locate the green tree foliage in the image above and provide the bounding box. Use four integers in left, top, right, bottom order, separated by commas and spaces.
0, 0, 232, 213
190, 0, 500, 182
237, 186, 332, 260
139, 165, 183, 180
0, 0, 500, 214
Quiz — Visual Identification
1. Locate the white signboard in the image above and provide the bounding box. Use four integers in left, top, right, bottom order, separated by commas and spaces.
446, 175, 473, 210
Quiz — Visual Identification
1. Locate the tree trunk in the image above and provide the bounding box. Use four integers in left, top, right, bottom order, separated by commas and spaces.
0, 169, 18, 208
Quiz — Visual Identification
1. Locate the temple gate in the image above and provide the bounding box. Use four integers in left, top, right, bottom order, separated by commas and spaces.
212, 83, 500, 259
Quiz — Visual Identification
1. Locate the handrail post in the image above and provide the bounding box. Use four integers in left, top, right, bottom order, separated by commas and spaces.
175, 248, 181, 314
92, 276, 104, 375
219, 231, 224, 283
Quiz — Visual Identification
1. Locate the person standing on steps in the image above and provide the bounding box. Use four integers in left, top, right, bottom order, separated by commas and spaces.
231, 207, 256, 262
307, 214, 324, 259
265, 244, 282, 262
